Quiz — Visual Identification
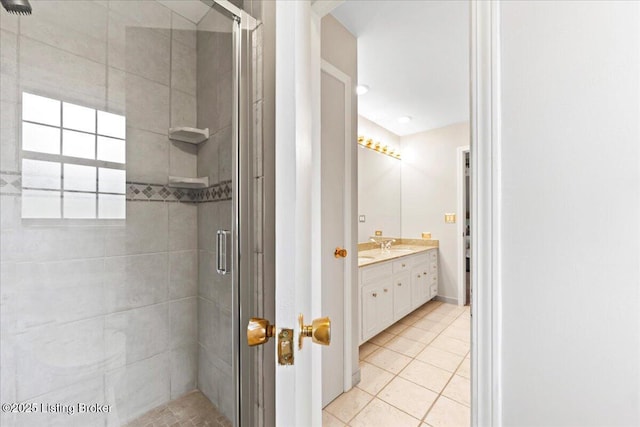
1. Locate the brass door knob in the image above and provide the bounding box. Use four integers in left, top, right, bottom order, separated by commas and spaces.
298, 314, 331, 349
334, 247, 348, 258
247, 317, 275, 347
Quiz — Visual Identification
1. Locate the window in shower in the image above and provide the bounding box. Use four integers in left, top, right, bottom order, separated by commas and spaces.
20, 92, 127, 219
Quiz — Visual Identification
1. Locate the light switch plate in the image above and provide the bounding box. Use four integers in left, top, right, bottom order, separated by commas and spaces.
421, 232, 432, 239
445, 213, 456, 224
374, 230, 382, 236
359, 215, 366, 223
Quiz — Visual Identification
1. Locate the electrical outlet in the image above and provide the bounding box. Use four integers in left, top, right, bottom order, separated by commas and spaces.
421, 232, 431, 239
374, 230, 382, 236
359, 215, 366, 223
445, 213, 456, 224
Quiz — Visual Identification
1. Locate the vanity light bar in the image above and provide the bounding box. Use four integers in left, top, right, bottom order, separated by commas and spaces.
357, 136, 401, 160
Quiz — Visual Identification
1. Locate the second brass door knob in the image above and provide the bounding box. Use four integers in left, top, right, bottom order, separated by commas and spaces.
334, 247, 348, 258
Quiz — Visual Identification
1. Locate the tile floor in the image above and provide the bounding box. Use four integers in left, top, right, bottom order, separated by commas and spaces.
125, 390, 231, 427
323, 301, 470, 427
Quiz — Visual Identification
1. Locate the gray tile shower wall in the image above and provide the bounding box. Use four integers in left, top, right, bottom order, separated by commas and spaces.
0, 1, 210, 425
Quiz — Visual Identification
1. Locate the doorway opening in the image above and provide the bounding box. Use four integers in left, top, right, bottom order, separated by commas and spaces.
320, 1, 473, 425
458, 146, 471, 307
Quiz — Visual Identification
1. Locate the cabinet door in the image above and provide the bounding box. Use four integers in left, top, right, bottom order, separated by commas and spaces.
361, 283, 380, 342
393, 273, 411, 320
379, 282, 394, 328
411, 263, 429, 309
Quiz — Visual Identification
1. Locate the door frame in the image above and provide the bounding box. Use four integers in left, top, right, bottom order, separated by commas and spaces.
456, 145, 470, 307
470, 0, 502, 425
270, 0, 503, 425
320, 59, 355, 396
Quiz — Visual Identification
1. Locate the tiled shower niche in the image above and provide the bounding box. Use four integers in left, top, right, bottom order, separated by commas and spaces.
0, 1, 261, 426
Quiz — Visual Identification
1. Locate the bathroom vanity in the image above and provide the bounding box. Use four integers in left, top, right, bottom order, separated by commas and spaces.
358, 244, 438, 344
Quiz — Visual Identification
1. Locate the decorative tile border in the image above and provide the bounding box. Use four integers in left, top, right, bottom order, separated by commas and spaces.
127, 182, 187, 203
127, 180, 232, 203
191, 180, 232, 203
0, 171, 231, 204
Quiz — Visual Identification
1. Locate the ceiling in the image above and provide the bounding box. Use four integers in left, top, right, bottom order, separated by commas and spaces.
332, 0, 469, 136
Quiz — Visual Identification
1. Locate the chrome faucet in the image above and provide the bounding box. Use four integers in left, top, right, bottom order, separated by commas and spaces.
370, 237, 396, 252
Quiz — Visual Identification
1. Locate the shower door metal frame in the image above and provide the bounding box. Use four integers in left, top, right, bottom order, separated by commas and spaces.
202, 1, 259, 426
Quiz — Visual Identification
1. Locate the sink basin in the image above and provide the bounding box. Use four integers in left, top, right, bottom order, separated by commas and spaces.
389, 248, 413, 254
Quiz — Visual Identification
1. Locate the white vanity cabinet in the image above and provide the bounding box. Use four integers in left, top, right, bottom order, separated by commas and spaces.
410, 263, 430, 309
361, 278, 394, 340
359, 249, 438, 344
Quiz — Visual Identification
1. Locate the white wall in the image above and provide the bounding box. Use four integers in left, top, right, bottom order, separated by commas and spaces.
400, 122, 469, 304
498, 1, 639, 425
357, 116, 401, 242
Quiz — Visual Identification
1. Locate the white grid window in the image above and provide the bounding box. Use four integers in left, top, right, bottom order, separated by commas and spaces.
20, 92, 126, 219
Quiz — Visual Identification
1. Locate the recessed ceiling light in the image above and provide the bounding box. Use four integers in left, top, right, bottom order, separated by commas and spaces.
356, 85, 369, 95
397, 116, 412, 123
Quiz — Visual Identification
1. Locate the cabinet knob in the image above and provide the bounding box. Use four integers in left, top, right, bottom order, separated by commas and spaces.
397, 283, 402, 286
424, 272, 427, 275
402, 263, 406, 267
372, 293, 377, 297
384, 288, 388, 292
417, 274, 421, 278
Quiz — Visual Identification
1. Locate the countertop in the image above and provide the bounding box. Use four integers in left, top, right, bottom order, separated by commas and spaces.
358, 244, 438, 267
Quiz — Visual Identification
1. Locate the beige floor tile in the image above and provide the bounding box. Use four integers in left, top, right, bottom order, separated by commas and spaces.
430, 335, 469, 356
415, 346, 464, 372
424, 310, 449, 322
386, 321, 410, 335
398, 326, 438, 344
359, 342, 380, 360
443, 326, 470, 343
349, 398, 421, 427
456, 357, 470, 379
413, 303, 432, 313
369, 331, 395, 346
398, 312, 423, 326
365, 347, 412, 374
322, 410, 346, 427
432, 304, 459, 316
413, 317, 447, 333
442, 375, 471, 407
399, 359, 453, 393
384, 336, 426, 357
357, 362, 395, 395
378, 376, 438, 420
324, 387, 373, 424
424, 396, 470, 427
416, 301, 439, 313
450, 317, 470, 329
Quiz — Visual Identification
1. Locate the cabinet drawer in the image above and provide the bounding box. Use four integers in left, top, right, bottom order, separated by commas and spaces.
361, 262, 393, 283
392, 259, 411, 274
413, 253, 429, 266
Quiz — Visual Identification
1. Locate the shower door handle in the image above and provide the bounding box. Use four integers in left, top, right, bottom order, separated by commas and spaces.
216, 230, 231, 275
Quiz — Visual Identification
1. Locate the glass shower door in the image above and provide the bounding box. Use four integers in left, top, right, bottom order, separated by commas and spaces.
0, 1, 256, 426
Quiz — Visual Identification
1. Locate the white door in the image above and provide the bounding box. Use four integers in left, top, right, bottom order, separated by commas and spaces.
274, 1, 323, 426
320, 61, 353, 406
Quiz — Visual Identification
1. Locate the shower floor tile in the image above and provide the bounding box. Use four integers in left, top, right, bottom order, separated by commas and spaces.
125, 390, 231, 427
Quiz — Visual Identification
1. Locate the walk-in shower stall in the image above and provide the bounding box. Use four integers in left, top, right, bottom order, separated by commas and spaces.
0, 0, 263, 425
